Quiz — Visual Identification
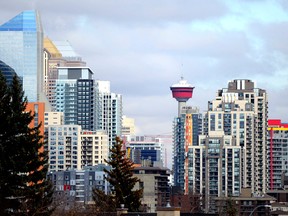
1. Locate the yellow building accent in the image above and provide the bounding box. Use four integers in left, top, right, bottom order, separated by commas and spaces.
127, 147, 131, 158
44, 37, 62, 58
268, 128, 288, 131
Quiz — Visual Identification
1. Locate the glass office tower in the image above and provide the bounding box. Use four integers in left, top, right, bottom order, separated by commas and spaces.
0, 10, 43, 102
0, 60, 19, 86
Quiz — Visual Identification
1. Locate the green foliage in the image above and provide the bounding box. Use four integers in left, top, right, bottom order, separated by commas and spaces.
93, 136, 143, 212
0, 72, 54, 215
92, 188, 116, 212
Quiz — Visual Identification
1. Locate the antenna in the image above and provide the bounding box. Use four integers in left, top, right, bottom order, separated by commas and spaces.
180, 63, 184, 80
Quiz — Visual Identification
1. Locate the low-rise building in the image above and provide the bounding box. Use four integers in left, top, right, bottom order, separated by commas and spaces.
133, 161, 170, 213
126, 136, 164, 166
215, 188, 276, 215
48, 164, 110, 208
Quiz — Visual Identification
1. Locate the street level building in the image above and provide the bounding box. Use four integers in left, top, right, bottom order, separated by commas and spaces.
215, 188, 275, 215
48, 164, 110, 208
133, 162, 170, 213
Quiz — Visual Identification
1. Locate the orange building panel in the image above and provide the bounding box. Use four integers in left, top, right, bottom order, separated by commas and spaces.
26, 102, 45, 137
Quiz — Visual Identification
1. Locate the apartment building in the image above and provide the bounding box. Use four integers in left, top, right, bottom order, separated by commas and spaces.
173, 79, 268, 213
48, 164, 110, 207
45, 124, 108, 172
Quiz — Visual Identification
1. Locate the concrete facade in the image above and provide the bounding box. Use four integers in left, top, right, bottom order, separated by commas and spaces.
133, 165, 170, 213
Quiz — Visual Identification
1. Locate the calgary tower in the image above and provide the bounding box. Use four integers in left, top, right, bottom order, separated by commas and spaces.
170, 77, 194, 116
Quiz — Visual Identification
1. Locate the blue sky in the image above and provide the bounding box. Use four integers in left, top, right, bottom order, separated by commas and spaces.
1, 0, 288, 135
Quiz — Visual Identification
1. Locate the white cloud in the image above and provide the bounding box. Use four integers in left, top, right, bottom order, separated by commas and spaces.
0, 0, 288, 136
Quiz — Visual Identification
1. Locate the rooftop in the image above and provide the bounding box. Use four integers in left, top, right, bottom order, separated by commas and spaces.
171, 77, 194, 88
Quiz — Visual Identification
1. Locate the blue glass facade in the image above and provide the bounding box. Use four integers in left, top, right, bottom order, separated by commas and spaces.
0, 10, 43, 102
0, 12, 37, 31
192, 113, 202, 146
140, 149, 159, 162
173, 111, 202, 191
77, 79, 94, 130
173, 116, 185, 189
0, 60, 19, 86
55, 68, 95, 131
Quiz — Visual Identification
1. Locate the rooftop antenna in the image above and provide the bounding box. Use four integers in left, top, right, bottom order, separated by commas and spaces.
180, 63, 184, 80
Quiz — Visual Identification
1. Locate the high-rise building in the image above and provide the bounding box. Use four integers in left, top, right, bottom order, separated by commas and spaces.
43, 38, 87, 109
0, 60, 18, 86
193, 133, 241, 212
172, 106, 202, 194
0, 10, 44, 102
186, 79, 268, 213
95, 80, 122, 148
45, 124, 108, 172
54, 67, 95, 130
47, 68, 122, 150
267, 119, 288, 190
44, 38, 122, 149
170, 78, 198, 193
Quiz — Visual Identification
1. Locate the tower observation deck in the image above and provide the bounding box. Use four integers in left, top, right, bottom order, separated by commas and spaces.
170, 77, 194, 116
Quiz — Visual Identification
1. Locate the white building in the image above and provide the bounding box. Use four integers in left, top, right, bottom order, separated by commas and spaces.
187, 79, 268, 213
45, 124, 108, 172
95, 80, 122, 148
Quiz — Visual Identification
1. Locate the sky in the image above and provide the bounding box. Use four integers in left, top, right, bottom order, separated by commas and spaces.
1, 0, 288, 136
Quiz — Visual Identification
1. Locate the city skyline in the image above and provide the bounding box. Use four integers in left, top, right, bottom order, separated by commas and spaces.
0, 0, 288, 135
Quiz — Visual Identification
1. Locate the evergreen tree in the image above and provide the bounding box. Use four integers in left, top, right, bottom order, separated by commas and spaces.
92, 188, 116, 212
0, 72, 54, 215
93, 136, 143, 212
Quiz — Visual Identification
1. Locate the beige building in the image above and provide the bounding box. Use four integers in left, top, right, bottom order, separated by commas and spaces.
133, 163, 170, 213
122, 115, 136, 136
80, 130, 109, 167
45, 124, 108, 172
44, 111, 64, 126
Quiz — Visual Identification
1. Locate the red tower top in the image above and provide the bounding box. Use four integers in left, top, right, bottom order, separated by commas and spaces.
170, 77, 194, 102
